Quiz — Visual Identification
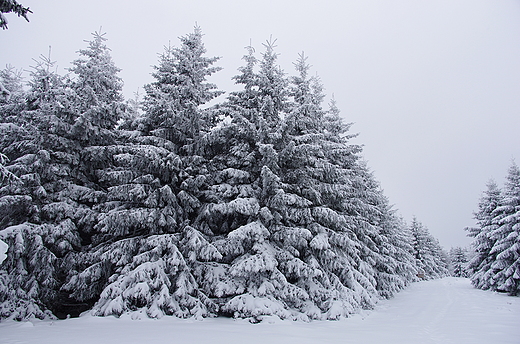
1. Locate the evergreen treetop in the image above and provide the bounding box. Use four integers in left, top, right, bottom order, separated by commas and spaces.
143, 26, 223, 150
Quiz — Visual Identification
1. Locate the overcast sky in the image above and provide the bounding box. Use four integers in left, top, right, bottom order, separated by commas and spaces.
1, 0, 519, 249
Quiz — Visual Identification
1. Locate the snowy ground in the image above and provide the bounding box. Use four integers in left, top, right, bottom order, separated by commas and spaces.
1, 277, 519, 344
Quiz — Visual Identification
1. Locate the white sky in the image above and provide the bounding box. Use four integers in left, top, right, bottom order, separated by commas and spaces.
1, 0, 519, 249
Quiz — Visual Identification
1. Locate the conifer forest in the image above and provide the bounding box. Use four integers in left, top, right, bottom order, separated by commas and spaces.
5, 25, 519, 323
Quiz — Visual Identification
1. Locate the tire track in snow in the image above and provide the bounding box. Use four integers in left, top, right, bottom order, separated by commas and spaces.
419, 278, 454, 343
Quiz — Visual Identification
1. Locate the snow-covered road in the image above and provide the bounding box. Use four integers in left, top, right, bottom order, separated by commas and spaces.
1, 277, 519, 344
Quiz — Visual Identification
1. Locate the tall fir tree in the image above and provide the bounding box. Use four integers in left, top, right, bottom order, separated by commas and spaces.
65, 27, 225, 319
69, 30, 125, 145
196, 41, 296, 320
374, 204, 416, 297
142, 26, 223, 154
488, 162, 520, 295
466, 180, 502, 289
0, 52, 82, 320
1, 31, 126, 319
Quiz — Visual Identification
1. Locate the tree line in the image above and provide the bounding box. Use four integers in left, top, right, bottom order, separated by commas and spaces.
0, 27, 448, 321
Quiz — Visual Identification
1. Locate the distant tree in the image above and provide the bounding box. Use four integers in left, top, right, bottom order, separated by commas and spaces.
0, 0, 31, 30
372, 197, 416, 297
118, 89, 142, 130
466, 163, 520, 295
409, 217, 449, 279
449, 247, 469, 277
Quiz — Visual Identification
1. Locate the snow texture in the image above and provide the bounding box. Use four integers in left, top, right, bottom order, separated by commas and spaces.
1, 278, 518, 344
0, 238, 7, 264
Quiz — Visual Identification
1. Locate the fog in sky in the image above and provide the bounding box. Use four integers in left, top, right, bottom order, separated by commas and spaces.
1, 0, 519, 249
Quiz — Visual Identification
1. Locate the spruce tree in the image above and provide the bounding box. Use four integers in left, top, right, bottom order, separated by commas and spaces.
142, 26, 222, 153
488, 162, 520, 294
276, 54, 379, 318
65, 27, 224, 319
466, 180, 502, 289
69, 30, 125, 145
1, 31, 125, 319
0, 52, 82, 319
409, 217, 448, 279
197, 41, 296, 320
449, 247, 469, 277
371, 196, 416, 297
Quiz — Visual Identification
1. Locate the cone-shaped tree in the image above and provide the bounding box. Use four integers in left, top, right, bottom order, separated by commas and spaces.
466, 180, 502, 289
66, 27, 225, 319
143, 26, 223, 153
69, 30, 125, 145
489, 162, 520, 294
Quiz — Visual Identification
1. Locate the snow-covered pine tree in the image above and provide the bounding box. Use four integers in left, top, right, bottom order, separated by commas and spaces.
0, 52, 86, 320
276, 53, 415, 315
65, 27, 225, 319
370, 194, 416, 297
195, 41, 296, 320
409, 217, 448, 279
465, 180, 502, 289
69, 30, 125, 145
449, 247, 469, 277
255, 38, 287, 147
273, 54, 380, 318
0, 52, 80, 231
142, 26, 223, 154
0, 65, 25, 121
1, 31, 127, 319
488, 162, 520, 295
